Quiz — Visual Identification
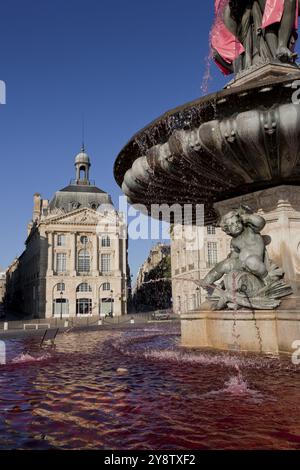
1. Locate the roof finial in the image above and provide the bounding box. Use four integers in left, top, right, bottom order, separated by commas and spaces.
81, 113, 85, 152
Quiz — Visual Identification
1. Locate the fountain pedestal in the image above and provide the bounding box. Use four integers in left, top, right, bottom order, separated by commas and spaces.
181, 185, 300, 354
181, 309, 300, 354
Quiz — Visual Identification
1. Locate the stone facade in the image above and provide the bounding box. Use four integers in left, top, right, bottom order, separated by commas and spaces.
133, 243, 171, 312
0, 272, 6, 311
171, 225, 230, 314
135, 243, 170, 291
6, 149, 128, 318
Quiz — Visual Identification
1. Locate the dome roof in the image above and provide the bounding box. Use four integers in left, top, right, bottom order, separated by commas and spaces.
48, 146, 113, 214
75, 151, 90, 165
49, 184, 113, 214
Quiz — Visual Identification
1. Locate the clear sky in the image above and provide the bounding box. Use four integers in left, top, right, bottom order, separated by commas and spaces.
0, 0, 227, 279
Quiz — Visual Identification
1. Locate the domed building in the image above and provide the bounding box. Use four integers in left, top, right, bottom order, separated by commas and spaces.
49, 148, 113, 214
6, 148, 128, 319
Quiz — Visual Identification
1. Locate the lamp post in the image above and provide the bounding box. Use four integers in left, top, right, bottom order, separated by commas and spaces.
128, 274, 133, 313
99, 280, 109, 317
60, 290, 63, 320
110, 289, 113, 317
196, 287, 200, 309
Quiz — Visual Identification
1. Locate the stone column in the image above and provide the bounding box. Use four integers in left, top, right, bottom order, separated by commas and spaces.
114, 235, 120, 273
214, 185, 300, 308
45, 279, 53, 318
92, 233, 99, 275
69, 288, 77, 318
70, 232, 77, 276
47, 232, 54, 275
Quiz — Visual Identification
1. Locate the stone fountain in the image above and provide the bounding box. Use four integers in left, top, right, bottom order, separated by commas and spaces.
114, 0, 300, 354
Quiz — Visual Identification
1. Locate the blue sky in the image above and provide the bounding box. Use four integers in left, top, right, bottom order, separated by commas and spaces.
0, 0, 227, 279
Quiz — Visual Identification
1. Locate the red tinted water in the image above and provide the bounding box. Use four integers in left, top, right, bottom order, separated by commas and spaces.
0, 324, 300, 450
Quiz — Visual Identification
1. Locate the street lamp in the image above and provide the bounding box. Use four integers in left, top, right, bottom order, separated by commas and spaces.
60, 290, 64, 319
99, 281, 109, 317
110, 289, 113, 317
196, 287, 200, 309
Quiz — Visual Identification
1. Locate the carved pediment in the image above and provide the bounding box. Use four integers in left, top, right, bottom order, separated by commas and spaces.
46, 208, 104, 226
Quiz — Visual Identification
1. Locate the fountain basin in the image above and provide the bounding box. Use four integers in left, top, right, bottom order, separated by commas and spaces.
115, 65, 300, 354
2, 325, 300, 449
114, 67, 300, 223
181, 309, 300, 354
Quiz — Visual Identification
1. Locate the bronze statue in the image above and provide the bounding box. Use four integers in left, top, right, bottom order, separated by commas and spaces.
212, 0, 300, 75
201, 206, 292, 310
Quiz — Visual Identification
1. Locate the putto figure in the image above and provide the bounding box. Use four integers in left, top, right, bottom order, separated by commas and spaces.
211, 0, 300, 75
201, 206, 292, 310
203, 206, 273, 287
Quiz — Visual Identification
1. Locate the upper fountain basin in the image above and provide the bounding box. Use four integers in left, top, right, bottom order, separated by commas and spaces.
114, 71, 300, 224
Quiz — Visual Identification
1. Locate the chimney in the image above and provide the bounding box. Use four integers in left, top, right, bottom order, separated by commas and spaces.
33, 193, 42, 222
42, 199, 49, 217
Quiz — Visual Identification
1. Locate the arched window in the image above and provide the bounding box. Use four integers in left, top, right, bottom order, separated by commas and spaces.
79, 166, 87, 180
102, 282, 111, 291
76, 298, 92, 315
57, 282, 65, 292
102, 235, 111, 247
78, 249, 90, 273
77, 283, 92, 292
100, 298, 114, 317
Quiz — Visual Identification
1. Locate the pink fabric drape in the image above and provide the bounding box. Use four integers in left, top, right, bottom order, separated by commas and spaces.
262, 0, 298, 29
211, 0, 244, 73
212, 0, 299, 74
262, 0, 284, 28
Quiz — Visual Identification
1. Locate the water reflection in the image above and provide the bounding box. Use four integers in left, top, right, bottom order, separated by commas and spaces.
0, 325, 300, 449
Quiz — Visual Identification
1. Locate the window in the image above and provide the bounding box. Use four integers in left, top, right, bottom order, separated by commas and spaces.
77, 283, 92, 292
57, 282, 65, 292
100, 298, 114, 316
57, 234, 66, 246
102, 282, 111, 291
78, 249, 90, 273
76, 298, 92, 315
207, 226, 216, 235
56, 253, 67, 273
90, 202, 98, 210
101, 253, 111, 273
102, 235, 111, 247
80, 236, 88, 245
53, 298, 69, 316
207, 242, 218, 268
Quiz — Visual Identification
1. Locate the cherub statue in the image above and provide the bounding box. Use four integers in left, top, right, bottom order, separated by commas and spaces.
202, 205, 273, 287
200, 205, 292, 310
